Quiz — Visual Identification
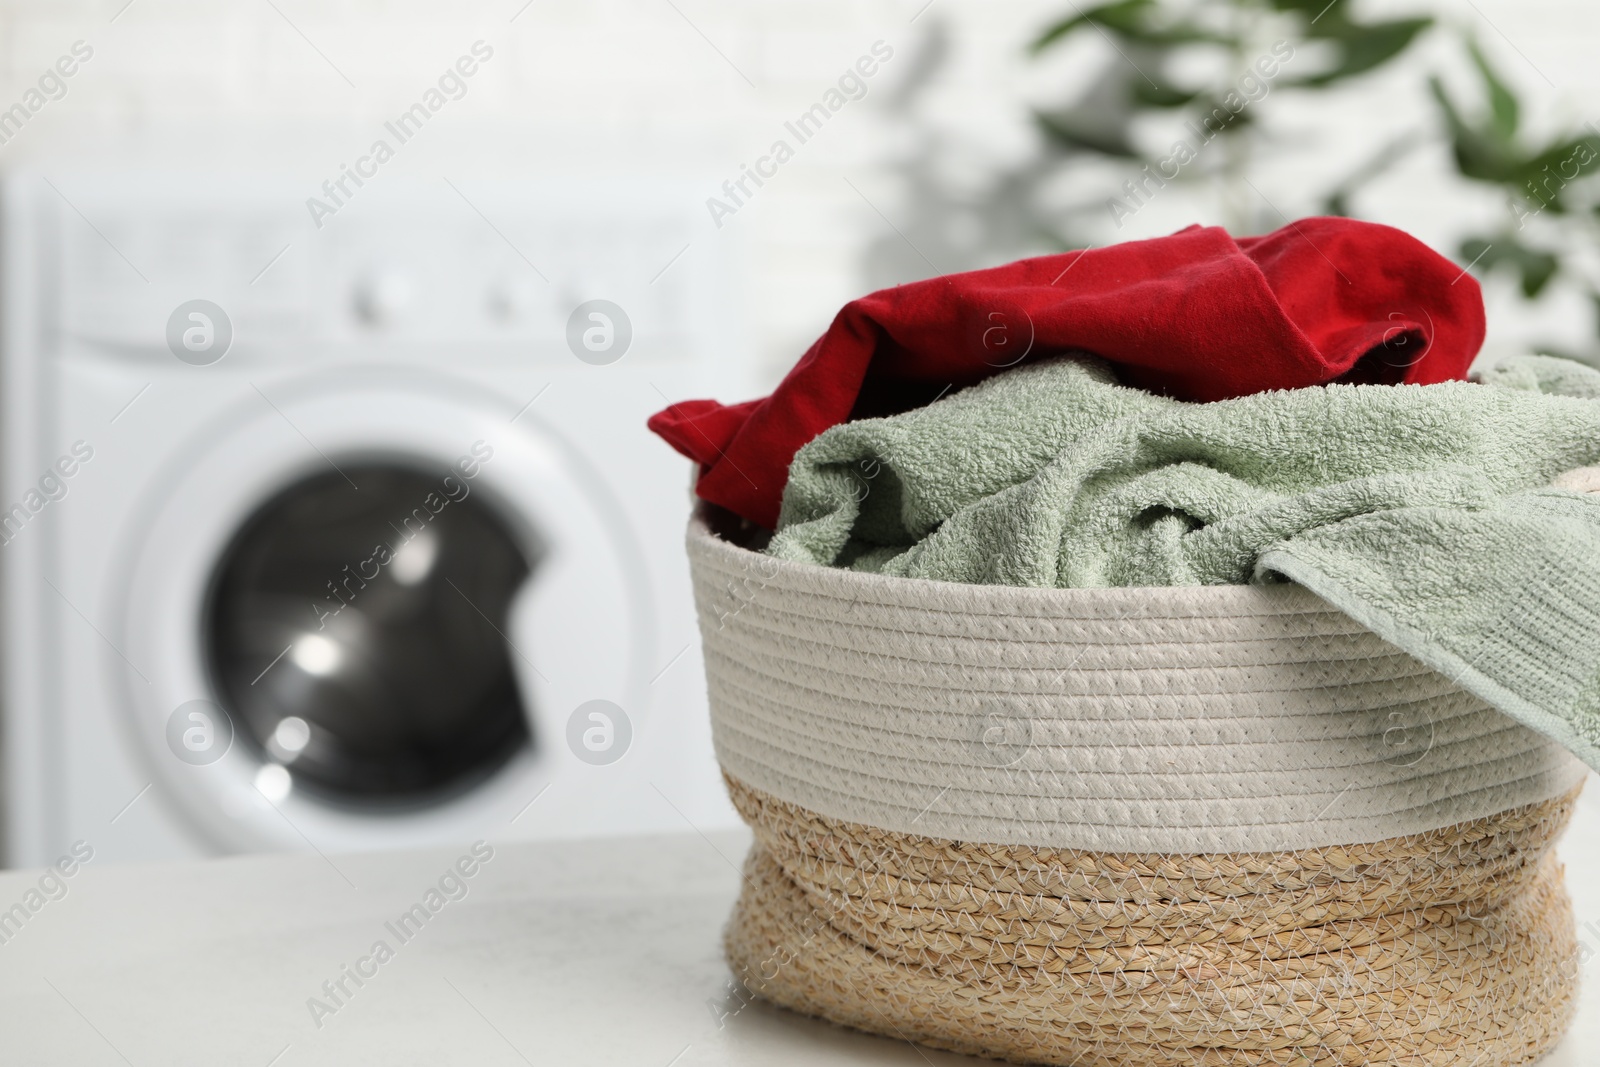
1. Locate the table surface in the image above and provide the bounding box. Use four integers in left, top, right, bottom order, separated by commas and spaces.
4, 780, 1600, 1066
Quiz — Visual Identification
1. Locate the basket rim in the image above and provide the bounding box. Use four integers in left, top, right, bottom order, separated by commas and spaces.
688, 506, 1331, 619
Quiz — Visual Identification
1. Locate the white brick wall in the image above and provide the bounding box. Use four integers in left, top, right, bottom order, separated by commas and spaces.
0, 0, 1597, 376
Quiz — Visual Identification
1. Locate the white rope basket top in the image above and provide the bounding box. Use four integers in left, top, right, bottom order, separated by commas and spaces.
688, 511, 1587, 853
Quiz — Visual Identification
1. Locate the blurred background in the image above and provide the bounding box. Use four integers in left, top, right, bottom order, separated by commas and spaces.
0, 0, 1594, 868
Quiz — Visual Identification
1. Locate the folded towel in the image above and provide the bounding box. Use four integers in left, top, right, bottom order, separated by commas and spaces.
770, 355, 1600, 770
651, 218, 1486, 529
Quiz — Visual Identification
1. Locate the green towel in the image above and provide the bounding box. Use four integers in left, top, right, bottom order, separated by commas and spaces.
770, 355, 1600, 769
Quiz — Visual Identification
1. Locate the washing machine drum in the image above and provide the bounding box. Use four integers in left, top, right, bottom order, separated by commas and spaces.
205, 462, 534, 805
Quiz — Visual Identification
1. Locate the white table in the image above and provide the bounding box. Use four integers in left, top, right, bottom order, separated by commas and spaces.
3, 780, 1599, 1066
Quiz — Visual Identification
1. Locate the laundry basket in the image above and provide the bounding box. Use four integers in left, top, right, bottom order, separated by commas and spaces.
686, 506, 1588, 1067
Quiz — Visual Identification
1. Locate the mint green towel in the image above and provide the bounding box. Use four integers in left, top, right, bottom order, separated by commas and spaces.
770, 356, 1600, 769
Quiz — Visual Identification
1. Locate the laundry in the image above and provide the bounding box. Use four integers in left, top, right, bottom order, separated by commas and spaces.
650, 217, 1486, 530
1476, 351, 1600, 398
768, 354, 1600, 771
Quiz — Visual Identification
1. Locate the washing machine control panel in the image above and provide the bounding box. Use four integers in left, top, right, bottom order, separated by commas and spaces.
42, 177, 713, 363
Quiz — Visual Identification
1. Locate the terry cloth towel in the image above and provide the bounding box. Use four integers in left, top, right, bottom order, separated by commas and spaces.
650, 218, 1486, 530
768, 355, 1600, 771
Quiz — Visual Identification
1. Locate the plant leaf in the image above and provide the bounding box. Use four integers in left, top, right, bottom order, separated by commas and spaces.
1266, 0, 1344, 14
1288, 18, 1432, 87
1459, 235, 1560, 298
1467, 37, 1518, 139
1429, 74, 1467, 138
1133, 80, 1200, 108
1033, 0, 1151, 53
1432, 75, 1533, 184
1189, 95, 1257, 133
1032, 111, 1143, 158
1032, 0, 1231, 52
1512, 136, 1600, 211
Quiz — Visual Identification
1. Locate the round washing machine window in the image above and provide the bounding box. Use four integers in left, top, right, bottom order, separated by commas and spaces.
204, 462, 535, 806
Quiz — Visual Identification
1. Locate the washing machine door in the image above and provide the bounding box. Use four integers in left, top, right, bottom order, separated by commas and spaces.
205, 461, 534, 805
114, 370, 650, 853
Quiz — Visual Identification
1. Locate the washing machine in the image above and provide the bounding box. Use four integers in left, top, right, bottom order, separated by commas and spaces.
0, 172, 749, 866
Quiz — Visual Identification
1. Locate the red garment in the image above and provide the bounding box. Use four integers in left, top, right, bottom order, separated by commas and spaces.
650, 218, 1484, 530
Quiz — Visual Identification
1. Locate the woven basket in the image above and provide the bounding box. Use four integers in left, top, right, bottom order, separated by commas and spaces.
687, 508, 1588, 1067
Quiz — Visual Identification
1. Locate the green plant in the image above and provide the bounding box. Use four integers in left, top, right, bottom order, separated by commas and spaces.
1430, 38, 1600, 358
1027, 0, 1433, 237
864, 0, 1600, 365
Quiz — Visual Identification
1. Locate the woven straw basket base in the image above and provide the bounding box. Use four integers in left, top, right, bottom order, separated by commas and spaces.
723, 775, 1582, 1067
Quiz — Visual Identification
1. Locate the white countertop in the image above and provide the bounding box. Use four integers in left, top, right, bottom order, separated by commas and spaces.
4, 780, 1600, 1065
